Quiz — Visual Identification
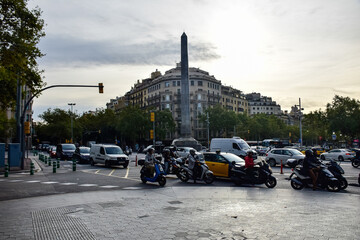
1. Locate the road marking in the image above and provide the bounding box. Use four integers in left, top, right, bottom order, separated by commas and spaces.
8, 180, 24, 182
122, 187, 142, 190
109, 169, 115, 176
99, 185, 119, 189
79, 184, 98, 187
124, 166, 130, 178
95, 170, 100, 174
59, 182, 77, 185
41, 181, 58, 184
26, 180, 41, 183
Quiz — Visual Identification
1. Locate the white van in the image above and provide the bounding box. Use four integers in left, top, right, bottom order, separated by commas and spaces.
90, 144, 129, 168
210, 137, 256, 158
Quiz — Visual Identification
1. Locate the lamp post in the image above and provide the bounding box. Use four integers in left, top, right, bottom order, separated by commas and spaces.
68, 103, 76, 143
295, 98, 304, 147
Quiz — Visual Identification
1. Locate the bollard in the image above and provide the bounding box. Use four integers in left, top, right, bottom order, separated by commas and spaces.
44, 155, 47, 164
53, 161, 56, 173
48, 157, 51, 166
72, 159, 76, 171
4, 163, 9, 177
135, 155, 138, 167
57, 159, 60, 168
280, 159, 283, 174
30, 162, 34, 175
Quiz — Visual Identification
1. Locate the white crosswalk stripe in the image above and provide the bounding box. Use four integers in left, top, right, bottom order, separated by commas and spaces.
41, 181, 59, 184
78, 184, 98, 187
59, 182, 77, 185
99, 185, 119, 189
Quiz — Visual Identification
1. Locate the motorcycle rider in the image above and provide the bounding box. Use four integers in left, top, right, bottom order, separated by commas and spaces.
303, 149, 321, 190
188, 149, 200, 183
244, 150, 257, 177
145, 148, 156, 177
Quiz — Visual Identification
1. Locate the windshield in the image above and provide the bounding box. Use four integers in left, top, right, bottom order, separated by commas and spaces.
239, 140, 250, 150
62, 144, 76, 150
80, 148, 90, 153
105, 147, 123, 154
290, 149, 303, 155
223, 153, 245, 164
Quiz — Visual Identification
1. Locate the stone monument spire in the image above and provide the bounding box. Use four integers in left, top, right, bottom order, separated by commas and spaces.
180, 32, 191, 137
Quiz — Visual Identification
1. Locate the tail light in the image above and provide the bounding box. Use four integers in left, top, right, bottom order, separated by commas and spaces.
346, 153, 351, 155
266, 153, 268, 156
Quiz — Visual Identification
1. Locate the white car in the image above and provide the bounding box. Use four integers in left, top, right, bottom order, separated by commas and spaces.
320, 149, 355, 161
175, 147, 204, 160
265, 148, 305, 167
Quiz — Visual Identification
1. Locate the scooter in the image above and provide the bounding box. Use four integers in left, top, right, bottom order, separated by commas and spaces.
139, 160, 166, 186
230, 159, 277, 188
177, 160, 214, 184
326, 160, 348, 190
287, 159, 340, 192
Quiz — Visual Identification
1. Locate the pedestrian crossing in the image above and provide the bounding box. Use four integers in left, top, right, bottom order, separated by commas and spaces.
0, 178, 120, 189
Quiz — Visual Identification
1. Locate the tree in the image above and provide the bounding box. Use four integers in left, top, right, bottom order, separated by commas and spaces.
326, 95, 360, 139
0, 109, 15, 141
0, 0, 45, 109
154, 109, 176, 141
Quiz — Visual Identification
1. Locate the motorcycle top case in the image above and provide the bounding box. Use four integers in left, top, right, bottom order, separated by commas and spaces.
138, 159, 145, 166
287, 158, 299, 168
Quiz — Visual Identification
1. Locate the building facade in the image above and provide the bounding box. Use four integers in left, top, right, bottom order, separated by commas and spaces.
246, 92, 282, 115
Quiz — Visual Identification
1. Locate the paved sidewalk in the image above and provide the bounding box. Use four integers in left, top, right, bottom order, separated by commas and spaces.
0, 186, 359, 240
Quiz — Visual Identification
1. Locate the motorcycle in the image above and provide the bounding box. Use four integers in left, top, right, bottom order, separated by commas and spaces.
287, 159, 341, 192
230, 159, 277, 188
351, 158, 360, 168
177, 160, 214, 184
162, 157, 184, 176
326, 160, 348, 190
139, 160, 166, 186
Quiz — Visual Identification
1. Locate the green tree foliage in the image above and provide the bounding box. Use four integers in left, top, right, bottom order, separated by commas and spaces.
154, 109, 176, 140
326, 95, 360, 139
0, 0, 45, 109
303, 110, 328, 145
0, 109, 15, 141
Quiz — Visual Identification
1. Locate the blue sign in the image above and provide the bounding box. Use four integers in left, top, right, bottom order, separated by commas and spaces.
332, 134, 337, 141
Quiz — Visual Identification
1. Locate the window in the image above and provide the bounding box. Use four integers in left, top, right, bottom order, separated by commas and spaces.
165, 82, 170, 87
177, 81, 180, 86
198, 81, 203, 86
233, 143, 241, 150
272, 150, 282, 155
100, 147, 105, 155
191, 80, 194, 86
197, 94, 201, 100
173, 81, 176, 86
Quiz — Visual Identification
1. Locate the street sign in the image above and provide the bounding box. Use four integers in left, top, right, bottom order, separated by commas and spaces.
24, 121, 30, 135
332, 134, 337, 140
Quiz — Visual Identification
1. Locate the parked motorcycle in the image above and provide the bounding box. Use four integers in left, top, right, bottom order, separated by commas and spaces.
287, 159, 341, 192
230, 159, 277, 188
326, 160, 348, 190
139, 160, 166, 186
177, 160, 214, 184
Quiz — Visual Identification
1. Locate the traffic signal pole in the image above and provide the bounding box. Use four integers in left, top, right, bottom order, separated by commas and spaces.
19, 84, 103, 169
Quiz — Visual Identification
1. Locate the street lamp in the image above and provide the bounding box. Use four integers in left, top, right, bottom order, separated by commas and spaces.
295, 98, 304, 147
68, 103, 76, 143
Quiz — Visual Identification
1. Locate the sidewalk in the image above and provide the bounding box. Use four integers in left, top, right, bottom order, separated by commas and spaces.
0, 186, 359, 239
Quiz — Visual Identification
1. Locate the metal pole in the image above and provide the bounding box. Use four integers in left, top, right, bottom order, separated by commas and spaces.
153, 113, 155, 146
299, 98, 303, 147
68, 103, 76, 143
207, 112, 210, 149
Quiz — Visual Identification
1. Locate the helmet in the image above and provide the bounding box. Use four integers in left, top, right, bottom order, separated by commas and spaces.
247, 150, 253, 155
163, 149, 170, 154
189, 149, 196, 155
305, 149, 313, 158
148, 148, 155, 153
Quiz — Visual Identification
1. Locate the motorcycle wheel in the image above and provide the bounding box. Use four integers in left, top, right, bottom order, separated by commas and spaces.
351, 160, 359, 168
178, 169, 189, 182
290, 178, 304, 190
265, 176, 277, 188
140, 173, 147, 184
338, 178, 348, 190
158, 176, 166, 186
204, 173, 214, 184
326, 180, 341, 192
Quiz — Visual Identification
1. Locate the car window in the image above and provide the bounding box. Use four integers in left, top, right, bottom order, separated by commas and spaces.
204, 154, 217, 162
232, 143, 240, 150
100, 147, 105, 155
283, 150, 292, 156
272, 150, 282, 154
62, 144, 76, 150
80, 148, 90, 154
217, 155, 228, 163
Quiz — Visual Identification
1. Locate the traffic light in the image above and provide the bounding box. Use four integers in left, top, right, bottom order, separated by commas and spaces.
150, 112, 155, 122
98, 83, 104, 93
24, 121, 30, 135
150, 130, 154, 139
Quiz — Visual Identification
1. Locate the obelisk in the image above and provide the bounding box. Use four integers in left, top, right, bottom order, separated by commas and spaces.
180, 32, 191, 138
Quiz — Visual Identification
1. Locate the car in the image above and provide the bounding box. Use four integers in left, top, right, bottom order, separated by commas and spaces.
56, 143, 76, 160
49, 146, 57, 158
265, 148, 305, 167
210, 137, 256, 159
203, 152, 245, 178
73, 147, 91, 164
251, 146, 267, 156
90, 144, 129, 168
175, 147, 204, 160
41, 143, 50, 152
320, 149, 355, 161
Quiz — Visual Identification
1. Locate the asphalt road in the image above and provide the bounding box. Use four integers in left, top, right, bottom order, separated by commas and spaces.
0, 152, 359, 201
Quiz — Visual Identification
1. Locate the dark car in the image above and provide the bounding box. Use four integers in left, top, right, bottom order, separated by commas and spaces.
73, 147, 91, 164
56, 143, 76, 160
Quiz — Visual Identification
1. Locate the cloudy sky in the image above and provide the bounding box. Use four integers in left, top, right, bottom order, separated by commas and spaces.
28, 0, 360, 121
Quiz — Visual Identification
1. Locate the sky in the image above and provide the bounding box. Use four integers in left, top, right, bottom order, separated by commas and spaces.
27, 0, 360, 121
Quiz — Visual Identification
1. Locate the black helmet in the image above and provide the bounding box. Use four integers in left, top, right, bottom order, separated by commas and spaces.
189, 149, 196, 155
163, 149, 170, 154
148, 148, 155, 153
305, 149, 313, 158
247, 150, 253, 155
